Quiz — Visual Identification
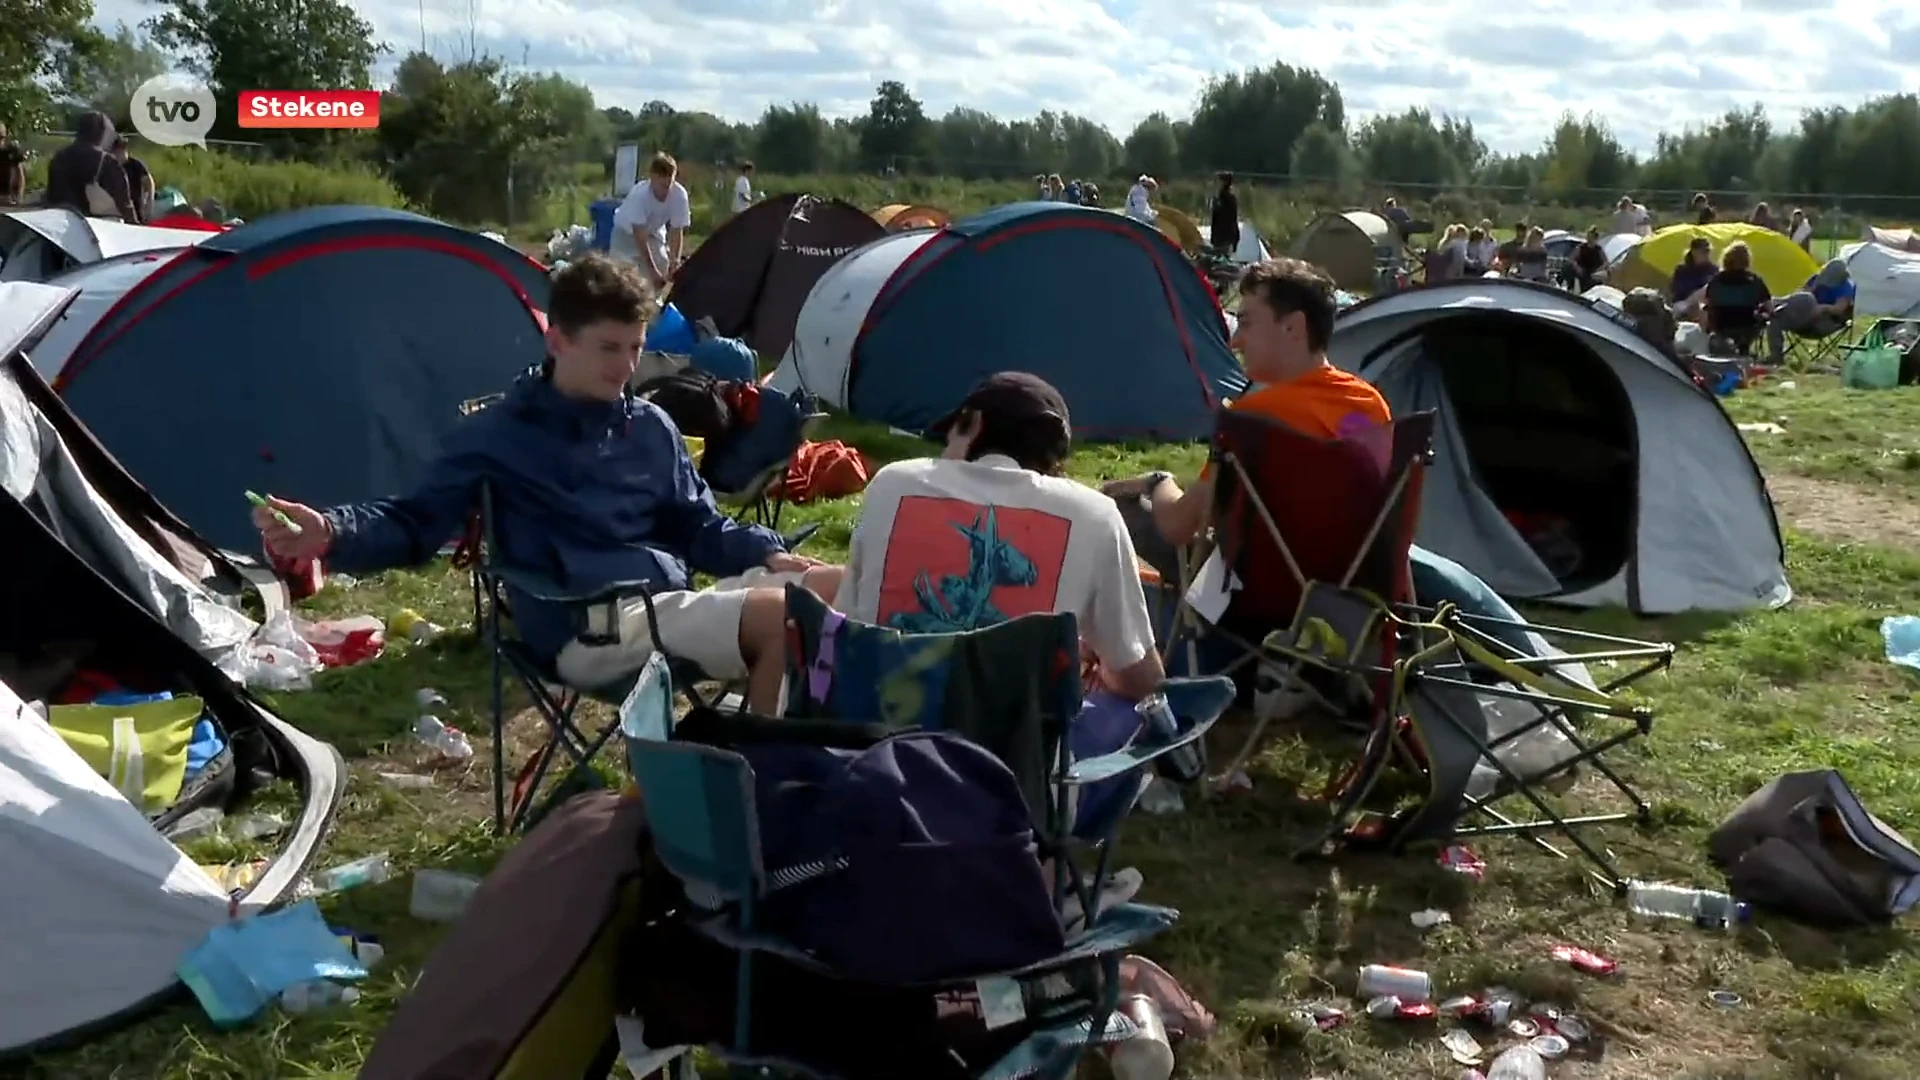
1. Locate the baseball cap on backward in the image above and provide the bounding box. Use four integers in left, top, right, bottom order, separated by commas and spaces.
927, 372, 1072, 458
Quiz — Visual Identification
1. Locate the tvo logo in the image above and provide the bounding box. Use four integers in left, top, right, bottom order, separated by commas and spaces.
130, 75, 216, 148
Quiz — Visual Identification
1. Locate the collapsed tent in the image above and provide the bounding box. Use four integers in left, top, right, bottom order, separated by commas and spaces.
670, 194, 884, 358
1840, 241, 1920, 317
1863, 225, 1920, 254
1609, 223, 1820, 297
1329, 279, 1789, 614
1154, 206, 1206, 256
28, 206, 552, 552
769, 203, 1245, 440
0, 281, 342, 1056
1291, 211, 1401, 291
872, 203, 951, 232
0, 209, 212, 284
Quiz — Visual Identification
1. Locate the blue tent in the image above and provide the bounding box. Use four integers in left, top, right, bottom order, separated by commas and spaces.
769, 203, 1246, 440
34, 206, 551, 551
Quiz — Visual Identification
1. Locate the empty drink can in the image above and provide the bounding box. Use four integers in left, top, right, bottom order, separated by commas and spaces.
1356, 964, 1433, 1003
1136, 693, 1204, 782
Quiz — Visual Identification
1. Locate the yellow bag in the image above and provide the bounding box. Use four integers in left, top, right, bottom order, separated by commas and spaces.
48, 696, 204, 814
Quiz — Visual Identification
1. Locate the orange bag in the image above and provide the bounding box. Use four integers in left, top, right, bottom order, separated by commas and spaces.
774, 441, 872, 504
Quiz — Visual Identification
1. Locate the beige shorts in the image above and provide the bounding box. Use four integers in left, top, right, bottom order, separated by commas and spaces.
554, 568, 806, 689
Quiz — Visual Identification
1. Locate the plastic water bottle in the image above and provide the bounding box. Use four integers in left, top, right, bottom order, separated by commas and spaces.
414, 715, 473, 761
1485, 1045, 1546, 1080
308, 852, 392, 894
1627, 880, 1751, 931
281, 980, 360, 1013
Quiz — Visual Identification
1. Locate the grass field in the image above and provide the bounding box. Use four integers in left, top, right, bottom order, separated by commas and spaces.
16, 375, 1920, 1080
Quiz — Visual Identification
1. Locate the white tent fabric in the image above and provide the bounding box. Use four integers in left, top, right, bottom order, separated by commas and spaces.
0, 210, 210, 284
0, 282, 256, 662
1863, 226, 1920, 253
22, 251, 175, 381
766, 230, 936, 405
0, 677, 230, 1052
1840, 241, 1920, 317
1198, 222, 1269, 263
1330, 281, 1790, 614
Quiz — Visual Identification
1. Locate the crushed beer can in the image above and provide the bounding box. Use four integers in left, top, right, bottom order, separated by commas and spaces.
1293, 1002, 1348, 1032
1550, 943, 1620, 977
1437, 844, 1487, 880
1365, 995, 1436, 1020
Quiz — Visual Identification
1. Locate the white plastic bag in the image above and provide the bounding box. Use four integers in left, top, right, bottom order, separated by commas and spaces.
224, 609, 324, 691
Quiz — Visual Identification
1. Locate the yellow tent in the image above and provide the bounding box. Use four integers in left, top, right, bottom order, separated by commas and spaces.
872, 203, 952, 232
1609, 223, 1821, 297
1154, 207, 1206, 256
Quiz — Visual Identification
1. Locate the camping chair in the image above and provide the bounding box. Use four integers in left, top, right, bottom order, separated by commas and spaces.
1166, 409, 1435, 780
466, 480, 749, 834
620, 653, 1199, 1079
1703, 274, 1770, 357
779, 585, 1235, 930
1260, 587, 1672, 889
1784, 315, 1854, 369
700, 385, 827, 534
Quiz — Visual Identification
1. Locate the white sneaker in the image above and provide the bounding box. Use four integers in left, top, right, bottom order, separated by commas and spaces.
1061, 866, 1144, 929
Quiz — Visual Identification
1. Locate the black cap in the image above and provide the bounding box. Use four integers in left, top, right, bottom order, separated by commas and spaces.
928, 371, 1071, 447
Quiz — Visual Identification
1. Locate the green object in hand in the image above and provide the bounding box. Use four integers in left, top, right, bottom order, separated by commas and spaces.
245, 490, 303, 534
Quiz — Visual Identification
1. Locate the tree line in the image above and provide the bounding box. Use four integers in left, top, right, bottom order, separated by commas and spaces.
8, 0, 1920, 228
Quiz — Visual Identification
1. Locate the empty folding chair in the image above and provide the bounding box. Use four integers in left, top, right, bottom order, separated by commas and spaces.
699, 384, 826, 535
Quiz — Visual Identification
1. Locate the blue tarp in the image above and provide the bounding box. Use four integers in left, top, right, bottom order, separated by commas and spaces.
53, 206, 551, 551
849, 203, 1246, 441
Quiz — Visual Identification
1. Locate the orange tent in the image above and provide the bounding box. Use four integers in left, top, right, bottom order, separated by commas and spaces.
872, 203, 952, 232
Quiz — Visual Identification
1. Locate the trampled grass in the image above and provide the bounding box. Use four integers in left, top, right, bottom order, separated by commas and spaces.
17, 382, 1920, 1080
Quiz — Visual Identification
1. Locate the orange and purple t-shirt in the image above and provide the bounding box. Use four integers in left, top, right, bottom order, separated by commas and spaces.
1202, 365, 1391, 477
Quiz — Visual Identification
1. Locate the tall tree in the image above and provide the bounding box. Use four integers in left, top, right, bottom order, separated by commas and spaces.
859, 80, 928, 170
1122, 112, 1180, 179
147, 0, 384, 141
64, 23, 171, 128
0, 0, 101, 132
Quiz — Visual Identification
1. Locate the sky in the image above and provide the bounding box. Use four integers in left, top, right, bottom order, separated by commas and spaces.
91, 0, 1920, 157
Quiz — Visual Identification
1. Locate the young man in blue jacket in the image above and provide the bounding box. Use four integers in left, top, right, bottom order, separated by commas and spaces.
253, 254, 839, 712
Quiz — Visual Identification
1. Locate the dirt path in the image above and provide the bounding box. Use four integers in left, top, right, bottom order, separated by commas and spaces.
1766, 473, 1920, 550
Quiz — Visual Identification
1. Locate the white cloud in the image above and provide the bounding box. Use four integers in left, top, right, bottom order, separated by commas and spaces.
91, 0, 1920, 157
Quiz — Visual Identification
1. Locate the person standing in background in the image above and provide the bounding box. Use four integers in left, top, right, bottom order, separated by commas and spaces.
1125, 176, 1157, 224
110, 136, 152, 223
611, 152, 692, 290
0, 124, 26, 204
731, 161, 756, 214
1210, 172, 1240, 256
1789, 208, 1814, 252
45, 112, 136, 222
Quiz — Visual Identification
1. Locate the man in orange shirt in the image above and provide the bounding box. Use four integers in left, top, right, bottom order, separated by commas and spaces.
1108, 256, 1390, 547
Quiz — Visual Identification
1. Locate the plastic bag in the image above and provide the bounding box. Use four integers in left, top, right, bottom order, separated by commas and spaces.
223, 610, 324, 691
1885, 616, 1920, 672
1844, 345, 1901, 390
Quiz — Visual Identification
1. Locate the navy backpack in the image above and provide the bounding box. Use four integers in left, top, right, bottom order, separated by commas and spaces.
730, 727, 1066, 984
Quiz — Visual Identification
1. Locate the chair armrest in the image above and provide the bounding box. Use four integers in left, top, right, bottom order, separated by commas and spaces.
783, 522, 822, 550
487, 562, 657, 606
1064, 676, 1235, 785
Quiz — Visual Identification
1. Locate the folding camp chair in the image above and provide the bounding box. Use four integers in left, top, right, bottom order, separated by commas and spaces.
701, 386, 826, 534
619, 652, 1193, 1079
1260, 586, 1672, 889
779, 585, 1234, 931
1164, 409, 1435, 778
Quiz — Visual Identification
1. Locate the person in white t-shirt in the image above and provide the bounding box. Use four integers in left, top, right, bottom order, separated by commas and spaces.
611, 151, 692, 288
835, 372, 1164, 701
1608, 195, 1651, 237
1124, 175, 1158, 224
731, 160, 756, 214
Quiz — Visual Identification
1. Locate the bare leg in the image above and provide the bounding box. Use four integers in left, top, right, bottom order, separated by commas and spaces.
735, 588, 791, 714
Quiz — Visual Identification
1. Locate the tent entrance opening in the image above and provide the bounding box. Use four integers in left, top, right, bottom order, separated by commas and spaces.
1426, 314, 1636, 593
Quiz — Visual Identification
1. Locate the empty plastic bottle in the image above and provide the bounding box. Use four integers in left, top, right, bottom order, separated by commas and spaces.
281, 980, 360, 1013
1626, 880, 1751, 931
413, 715, 473, 761
1485, 1045, 1546, 1080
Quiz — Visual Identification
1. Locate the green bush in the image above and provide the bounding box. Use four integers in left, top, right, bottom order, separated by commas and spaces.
22, 141, 406, 218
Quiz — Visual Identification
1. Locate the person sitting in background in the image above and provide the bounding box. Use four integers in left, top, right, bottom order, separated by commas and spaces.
1047, 174, 1065, 201
1692, 192, 1717, 224
1210, 172, 1240, 255
1571, 226, 1608, 291
44, 112, 137, 222
1465, 226, 1496, 273
1493, 222, 1528, 270
249, 255, 838, 713
1113, 258, 1391, 549
1125, 176, 1158, 224
1428, 223, 1468, 281
1703, 241, 1771, 356
612, 152, 692, 291
1789, 208, 1814, 252
1034, 175, 1051, 201
1081, 183, 1102, 208
1608, 195, 1650, 236
1765, 258, 1855, 365
1669, 236, 1717, 317
1381, 196, 1412, 239
1506, 227, 1551, 282
0, 124, 25, 205
1061, 178, 1083, 205
110, 136, 151, 224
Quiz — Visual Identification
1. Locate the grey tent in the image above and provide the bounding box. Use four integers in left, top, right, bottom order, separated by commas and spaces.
1328, 279, 1790, 614
0, 281, 343, 1056
1291, 210, 1399, 292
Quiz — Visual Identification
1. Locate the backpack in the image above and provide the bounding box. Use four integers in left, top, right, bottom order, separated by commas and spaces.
680, 714, 1064, 984
635, 370, 762, 469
